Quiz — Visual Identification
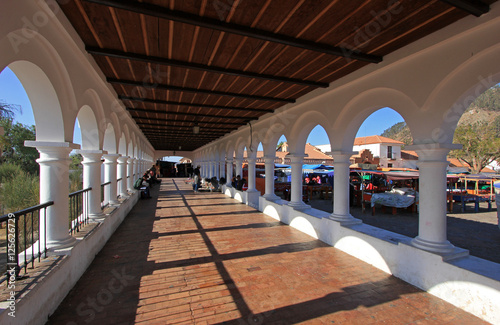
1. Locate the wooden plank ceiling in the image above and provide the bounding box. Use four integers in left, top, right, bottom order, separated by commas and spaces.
57, 0, 495, 151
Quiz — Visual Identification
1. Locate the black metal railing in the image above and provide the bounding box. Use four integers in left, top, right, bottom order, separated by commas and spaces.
117, 178, 122, 198
69, 187, 91, 235
0, 201, 54, 283
101, 181, 111, 209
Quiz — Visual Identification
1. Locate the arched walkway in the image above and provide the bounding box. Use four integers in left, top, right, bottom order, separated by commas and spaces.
47, 179, 487, 324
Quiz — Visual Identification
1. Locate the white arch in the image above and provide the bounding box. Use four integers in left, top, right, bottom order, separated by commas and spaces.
333, 88, 419, 151
103, 124, 117, 153
76, 105, 99, 150
422, 43, 500, 144
0, 30, 78, 142
288, 110, 332, 154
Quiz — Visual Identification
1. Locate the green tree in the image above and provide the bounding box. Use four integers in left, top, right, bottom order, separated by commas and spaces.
69, 153, 83, 192
70, 153, 83, 170
450, 121, 500, 174
0, 117, 38, 174
0, 101, 21, 119
0, 163, 39, 214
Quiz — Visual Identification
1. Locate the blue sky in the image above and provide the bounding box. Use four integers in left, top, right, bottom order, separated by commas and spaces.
1, 67, 403, 152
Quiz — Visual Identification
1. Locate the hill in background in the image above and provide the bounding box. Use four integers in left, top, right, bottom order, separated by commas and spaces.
381, 85, 500, 147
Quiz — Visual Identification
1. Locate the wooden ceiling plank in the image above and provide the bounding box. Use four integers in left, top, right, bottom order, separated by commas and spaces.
108, 78, 295, 103
119, 95, 273, 113
87, 46, 328, 88
136, 120, 242, 127
82, 0, 382, 63
127, 107, 258, 121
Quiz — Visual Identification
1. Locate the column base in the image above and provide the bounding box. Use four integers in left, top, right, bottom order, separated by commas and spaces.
288, 201, 310, 211
263, 193, 281, 202
89, 212, 106, 221
411, 236, 456, 254
109, 199, 121, 206
328, 213, 362, 226
47, 235, 77, 251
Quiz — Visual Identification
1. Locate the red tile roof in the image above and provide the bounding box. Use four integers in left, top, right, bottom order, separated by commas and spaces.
353, 135, 404, 146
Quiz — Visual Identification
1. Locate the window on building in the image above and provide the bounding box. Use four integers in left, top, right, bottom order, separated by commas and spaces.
388, 163, 393, 168
387, 146, 393, 159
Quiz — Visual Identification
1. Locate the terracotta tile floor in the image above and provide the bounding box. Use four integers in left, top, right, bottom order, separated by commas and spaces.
47, 179, 487, 324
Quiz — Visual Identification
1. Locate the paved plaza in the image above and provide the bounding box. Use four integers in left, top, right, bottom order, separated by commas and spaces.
47, 179, 488, 324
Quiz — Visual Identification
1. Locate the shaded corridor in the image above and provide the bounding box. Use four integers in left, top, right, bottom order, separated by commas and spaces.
47, 179, 486, 324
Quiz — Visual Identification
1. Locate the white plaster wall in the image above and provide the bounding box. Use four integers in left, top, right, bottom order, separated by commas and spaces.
251, 195, 500, 324
353, 143, 381, 157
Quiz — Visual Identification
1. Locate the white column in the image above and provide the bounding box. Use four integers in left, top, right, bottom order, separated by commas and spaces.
79, 150, 105, 220
103, 154, 120, 205
25, 141, 78, 249
219, 159, 225, 180
127, 157, 135, 192
209, 161, 214, 178
407, 144, 460, 254
247, 157, 257, 192
117, 156, 129, 198
263, 155, 280, 201
328, 151, 361, 225
287, 154, 309, 210
234, 158, 243, 178
215, 160, 220, 179
226, 159, 234, 187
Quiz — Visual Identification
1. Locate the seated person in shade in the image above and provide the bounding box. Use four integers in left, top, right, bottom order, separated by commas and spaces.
139, 175, 152, 199
232, 175, 241, 188
210, 177, 219, 191
236, 177, 246, 191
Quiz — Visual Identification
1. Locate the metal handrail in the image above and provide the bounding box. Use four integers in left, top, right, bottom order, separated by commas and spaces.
101, 182, 112, 209
69, 187, 92, 235
1, 201, 54, 284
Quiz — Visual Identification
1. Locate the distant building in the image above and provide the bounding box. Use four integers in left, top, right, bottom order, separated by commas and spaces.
317, 135, 407, 168
244, 142, 334, 165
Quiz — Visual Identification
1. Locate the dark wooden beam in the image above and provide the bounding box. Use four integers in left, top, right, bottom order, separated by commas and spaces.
83, 0, 382, 63
88, 47, 328, 88
144, 131, 224, 137
138, 123, 235, 131
119, 96, 274, 113
141, 128, 226, 135
110, 78, 294, 103
439, 0, 489, 16
136, 120, 241, 128
127, 107, 258, 121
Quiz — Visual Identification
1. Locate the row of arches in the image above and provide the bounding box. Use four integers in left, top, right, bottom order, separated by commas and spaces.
192, 27, 500, 256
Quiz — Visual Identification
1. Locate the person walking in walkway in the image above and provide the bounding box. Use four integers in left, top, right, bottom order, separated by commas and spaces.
193, 166, 201, 192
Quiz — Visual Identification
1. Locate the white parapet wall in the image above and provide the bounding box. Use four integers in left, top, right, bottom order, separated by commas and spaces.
0, 192, 140, 325
253, 193, 500, 324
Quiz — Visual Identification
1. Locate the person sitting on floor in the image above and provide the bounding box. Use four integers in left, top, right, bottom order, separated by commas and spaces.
210, 177, 219, 191
138, 175, 152, 199
236, 177, 246, 191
